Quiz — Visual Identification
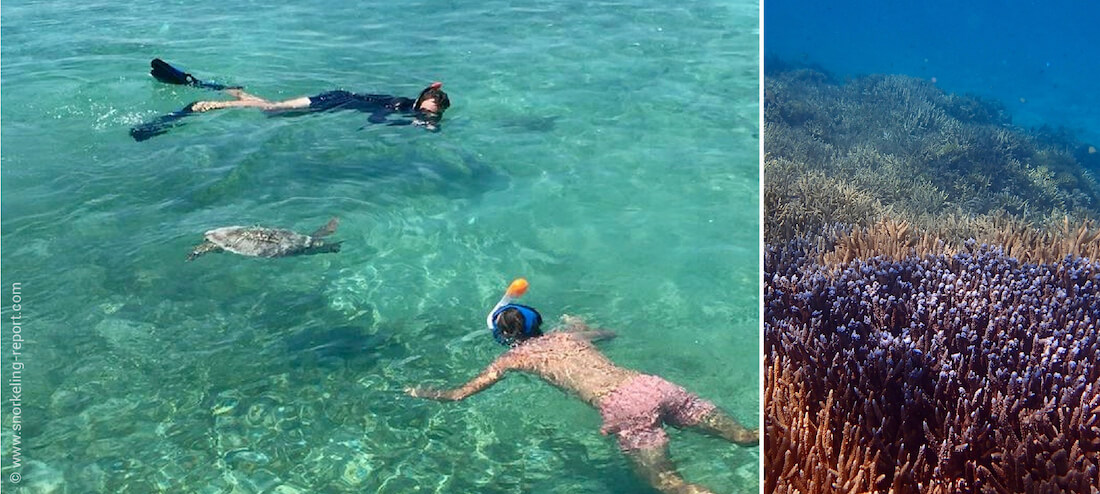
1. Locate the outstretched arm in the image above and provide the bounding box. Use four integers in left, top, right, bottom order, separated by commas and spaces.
367, 114, 439, 131
368, 110, 394, 124
407, 356, 514, 401
559, 315, 617, 342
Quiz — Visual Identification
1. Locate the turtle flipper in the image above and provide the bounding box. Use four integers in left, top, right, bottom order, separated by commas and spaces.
187, 240, 222, 261
311, 217, 340, 238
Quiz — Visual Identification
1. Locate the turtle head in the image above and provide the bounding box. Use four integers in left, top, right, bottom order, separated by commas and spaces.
307, 239, 342, 255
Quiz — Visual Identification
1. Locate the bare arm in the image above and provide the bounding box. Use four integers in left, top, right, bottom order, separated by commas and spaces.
559, 315, 617, 342
407, 354, 515, 401
572, 329, 617, 342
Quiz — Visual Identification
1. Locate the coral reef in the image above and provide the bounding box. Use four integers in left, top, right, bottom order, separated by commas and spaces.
823, 217, 1100, 266
764, 239, 1100, 493
764, 68, 1100, 245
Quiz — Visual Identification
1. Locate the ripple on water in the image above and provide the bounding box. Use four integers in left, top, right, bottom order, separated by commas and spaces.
3, 0, 759, 491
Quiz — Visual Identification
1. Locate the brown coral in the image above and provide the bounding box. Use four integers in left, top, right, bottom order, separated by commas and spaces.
821, 217, 1100, 266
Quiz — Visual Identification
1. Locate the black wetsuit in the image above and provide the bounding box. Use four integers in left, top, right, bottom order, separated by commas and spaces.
307, 90, 430, 126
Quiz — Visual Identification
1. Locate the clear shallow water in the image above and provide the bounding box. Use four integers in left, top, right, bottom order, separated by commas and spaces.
765, 0, 1100, 145
1, 0, 759, 492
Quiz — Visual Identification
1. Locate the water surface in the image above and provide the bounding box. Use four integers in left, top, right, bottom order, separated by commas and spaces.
1, 1, 759, 491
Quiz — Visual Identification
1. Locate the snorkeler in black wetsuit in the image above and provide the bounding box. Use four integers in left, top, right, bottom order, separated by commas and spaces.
130, 58, 450, 141
302, 84, 449, 127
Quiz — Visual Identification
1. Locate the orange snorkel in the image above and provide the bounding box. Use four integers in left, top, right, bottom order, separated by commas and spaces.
486, 278, 529, 329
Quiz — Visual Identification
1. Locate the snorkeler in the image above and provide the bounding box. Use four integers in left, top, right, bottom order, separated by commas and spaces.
407, 279, 758, 494
130, 58, 450, 141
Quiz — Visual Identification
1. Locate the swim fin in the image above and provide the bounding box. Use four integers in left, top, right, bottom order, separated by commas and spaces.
129, 102, 197, 141
148, 58, 239, 91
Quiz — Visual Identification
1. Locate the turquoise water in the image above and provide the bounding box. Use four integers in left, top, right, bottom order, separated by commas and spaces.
1, 0, 759, 492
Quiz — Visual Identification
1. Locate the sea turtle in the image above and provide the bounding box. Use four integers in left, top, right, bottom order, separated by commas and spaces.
187, 217, 342, 261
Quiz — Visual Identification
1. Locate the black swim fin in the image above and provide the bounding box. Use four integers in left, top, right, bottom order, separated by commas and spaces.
129, 102, 197, 141
148, 58, 239, 91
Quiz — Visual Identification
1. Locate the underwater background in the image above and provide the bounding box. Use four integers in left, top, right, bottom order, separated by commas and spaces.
766, 0, 1100, 146
0, 0, 760, 492
764, 2, 1100, 492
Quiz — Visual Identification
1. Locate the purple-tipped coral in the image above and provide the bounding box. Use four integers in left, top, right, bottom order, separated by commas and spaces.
765, 240, 1100, 493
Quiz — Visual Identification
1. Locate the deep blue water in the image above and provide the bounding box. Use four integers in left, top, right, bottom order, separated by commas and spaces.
766, 0, 1100, 144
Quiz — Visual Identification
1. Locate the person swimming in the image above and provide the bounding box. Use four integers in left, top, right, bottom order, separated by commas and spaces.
189, 83, 450, 129
130, 58, 450, 141
407, 282, 758, 494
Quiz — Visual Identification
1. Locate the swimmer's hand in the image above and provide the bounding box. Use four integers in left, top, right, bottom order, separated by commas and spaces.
412, 119, 439, 132
405, 387, 455, 401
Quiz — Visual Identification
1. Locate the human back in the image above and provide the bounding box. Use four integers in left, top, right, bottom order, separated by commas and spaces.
502, 331, 640, 406
406, 283, 758, 494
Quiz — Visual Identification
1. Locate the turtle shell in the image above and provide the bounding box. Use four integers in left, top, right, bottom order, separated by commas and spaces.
204, 226, 312, 258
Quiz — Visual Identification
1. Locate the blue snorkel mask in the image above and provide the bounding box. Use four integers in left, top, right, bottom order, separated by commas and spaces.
490, 304, 543, 346
487, 278, 541, 346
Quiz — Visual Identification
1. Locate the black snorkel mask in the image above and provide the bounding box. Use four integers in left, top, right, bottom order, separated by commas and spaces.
415, 82, 449, 112
413, 82, 449, 126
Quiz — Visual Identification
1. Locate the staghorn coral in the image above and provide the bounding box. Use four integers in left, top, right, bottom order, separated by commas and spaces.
764, 67, 1100, 245
764, 239, 1100, 493
764, 157, 888, 242
822, 217, 1100, 266
766, 359, 888, 494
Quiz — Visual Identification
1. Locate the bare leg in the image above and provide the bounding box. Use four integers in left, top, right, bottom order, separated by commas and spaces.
225, 88, 265, 102
627, 446, 716, 494
190, 99, 269, 112
691, 409, 758, 446
191, 94, 312, 113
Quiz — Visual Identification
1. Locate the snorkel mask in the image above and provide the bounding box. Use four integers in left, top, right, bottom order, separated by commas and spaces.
411, 82, 449, 131
414, 82, 449, 114
487, 278, 542, 346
